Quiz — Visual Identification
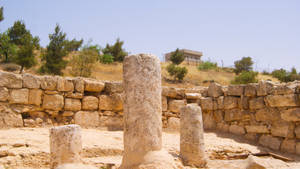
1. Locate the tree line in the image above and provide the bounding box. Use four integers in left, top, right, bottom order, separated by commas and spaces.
0, 7, 128, 77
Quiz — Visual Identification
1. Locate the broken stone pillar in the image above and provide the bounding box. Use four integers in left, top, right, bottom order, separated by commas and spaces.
50, 124, 82, 169
180, 104, 207, 167
121, 54, 175, 169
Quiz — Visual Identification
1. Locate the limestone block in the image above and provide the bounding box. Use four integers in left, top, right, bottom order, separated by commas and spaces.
23, 73, 41, 88
245, 125, 269, 134
162, 96, 168, 112
104, 116, 123, 131
162, 86, 185, 99
199, 97, 214, 111
73, 78, 84, 93
255, 108, 280, 122
64, 98, 81, 111
265, 94, 298, 107
104, 81, 123, 93
0, 71, 22, 88
57, 77, 74, 92
224, 109, 243, 122
41, 76, 57, 90
249, 97, 265, 110
258, 135, 282, 150
227, 85, 244, 96
229, 125, 245, 135
9, 89, 29, 104
203, 112, 216, 129
257, 80, 274, 96
213, 110, 224, 123
0, 87, 9, 101
281, 108, 300, 122
244, 133, 259, 141
269, 84, 295, 95
99, 94, 123, 111
207, 82, 223, 97
74, 111, 99, 128
0, 111, 23, 128
186, 93, 201, 100
65, 92, 83, 99
82, 96, 98, 110
216, 123, 229, 133
217, 96, 224, 109
280, 139, 296, 153
223, 96, 238, 109
62, 111, 74, 117
55, 163, 97, 169
295, 126, 300, 139
50, 125, 82, 169
28, 111, 46, 118
84, 79, 105, 92
28, 89, 43, 106
238, 96, 249, 109
168, 99, 186, 113
296, 142, 300, 155
180, 104, 206, 167
244, 83, 257, 97
42, 94, 64, 110
167, 117, 180, 131
271, 121, 295, 138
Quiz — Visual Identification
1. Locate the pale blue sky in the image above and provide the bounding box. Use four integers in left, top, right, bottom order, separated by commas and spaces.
1, 0, 299, 71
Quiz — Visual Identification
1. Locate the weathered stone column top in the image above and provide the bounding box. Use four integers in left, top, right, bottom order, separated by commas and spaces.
50, 124, 82, 169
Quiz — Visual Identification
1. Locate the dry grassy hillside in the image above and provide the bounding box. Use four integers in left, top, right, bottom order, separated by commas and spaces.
0, 51, 278, 88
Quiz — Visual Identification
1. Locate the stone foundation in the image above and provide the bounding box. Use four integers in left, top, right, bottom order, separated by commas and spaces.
1, 70, 300, 155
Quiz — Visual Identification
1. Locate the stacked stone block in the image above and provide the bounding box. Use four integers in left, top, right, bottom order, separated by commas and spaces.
1, 70, 300, 155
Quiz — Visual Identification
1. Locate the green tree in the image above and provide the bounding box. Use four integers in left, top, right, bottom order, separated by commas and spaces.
0, 7, 4, 22
234, 57, 254, 74
0, 31, 17, 62
102, 38, 128, 62
69, 45, 98, 77
170, 48, 185, 65
231, 71, 258, 84
166, 64, 188, 81
167, 48, 188, 81
15, 35, 36, 73
65, 38, 83, 52
40, 24, 70, 75
100, 54, 114, 64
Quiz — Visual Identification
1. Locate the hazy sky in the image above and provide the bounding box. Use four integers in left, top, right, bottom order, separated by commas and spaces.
1, 0, 299, 71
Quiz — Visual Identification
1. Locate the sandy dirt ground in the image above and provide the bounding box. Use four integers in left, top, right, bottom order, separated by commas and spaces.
0, 128, 299, 169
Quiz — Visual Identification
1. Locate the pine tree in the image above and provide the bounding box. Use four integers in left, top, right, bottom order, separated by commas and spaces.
0, 7, 4, 22
102, 38, 128, 62
40, 24, 69, 75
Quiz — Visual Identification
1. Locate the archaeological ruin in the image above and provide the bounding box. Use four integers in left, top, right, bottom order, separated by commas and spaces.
1, 54, 300, 168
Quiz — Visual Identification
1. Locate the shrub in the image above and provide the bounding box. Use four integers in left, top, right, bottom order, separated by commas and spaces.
234, 57, 254, 74
167, 64, 188, 81
262, 70, 270, 75
198, 61, 218, 70
272, 68, 300, 82
231, 71, 258, 84
100, 54, 114, 64
69, 47, 98, 77
170, 48, 184, 65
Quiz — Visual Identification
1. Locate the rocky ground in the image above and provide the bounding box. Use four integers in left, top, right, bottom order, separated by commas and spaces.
0, 128, 299, 169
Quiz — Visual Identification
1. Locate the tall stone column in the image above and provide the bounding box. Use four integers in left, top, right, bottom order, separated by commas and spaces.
50, 124, 82, 169
121, 54, 175, 169
180, 104, 207, 167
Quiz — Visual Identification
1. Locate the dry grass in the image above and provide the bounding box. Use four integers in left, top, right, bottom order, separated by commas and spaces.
0, 50, 278, 87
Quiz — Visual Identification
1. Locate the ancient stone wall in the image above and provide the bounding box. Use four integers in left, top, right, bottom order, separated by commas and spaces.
1, 71, 300, 155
